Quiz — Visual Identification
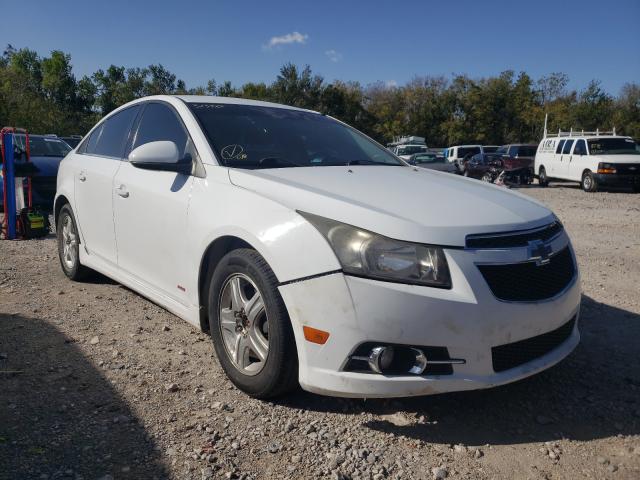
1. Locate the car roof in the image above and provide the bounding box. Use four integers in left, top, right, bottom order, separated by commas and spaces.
173, 95, 319, 114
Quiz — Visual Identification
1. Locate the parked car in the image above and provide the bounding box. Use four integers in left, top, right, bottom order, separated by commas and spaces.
1, 133, 71, 209
483, 145, 500, 153
462, 153, 498, 179
535, 134, 640, 192
408, 153, 457, 173
60, 135, 83, 148
392, 144, 428, 160
55, 95, 581, 399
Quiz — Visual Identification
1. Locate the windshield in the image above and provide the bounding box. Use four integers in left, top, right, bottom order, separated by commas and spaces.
15, 135, 72, 157
587, 138, 639, 155
397, 145, 427, 155
189, 103, 404, 169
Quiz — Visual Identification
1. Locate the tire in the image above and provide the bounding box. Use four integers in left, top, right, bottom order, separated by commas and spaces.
57, 205, 92, 281
480, 172, 493, 183
538, 167, 549, 187
581, 170, 598, 192
208, 248, 298, 398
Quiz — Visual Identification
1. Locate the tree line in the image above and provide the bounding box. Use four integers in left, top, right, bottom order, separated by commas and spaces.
1, 45, 638, 147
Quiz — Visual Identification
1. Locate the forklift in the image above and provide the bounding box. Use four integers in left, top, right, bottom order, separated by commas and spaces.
1, 127, 50, 239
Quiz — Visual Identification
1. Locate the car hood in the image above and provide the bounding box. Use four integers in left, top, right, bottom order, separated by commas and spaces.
228, 166, 555, 246
593, 154, 640, 164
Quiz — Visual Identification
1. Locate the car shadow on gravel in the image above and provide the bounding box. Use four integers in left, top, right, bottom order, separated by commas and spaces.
281, 295, 640, 446
0, 314, 168, 479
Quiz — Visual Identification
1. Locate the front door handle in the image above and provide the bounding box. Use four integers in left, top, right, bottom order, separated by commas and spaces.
115, 185, 129, 198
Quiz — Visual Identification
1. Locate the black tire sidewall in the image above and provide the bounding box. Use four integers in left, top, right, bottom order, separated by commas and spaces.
539, 167, 548, 187
208, 249, 297, 398
582, 171, 597, 192
57, 205, 83, 280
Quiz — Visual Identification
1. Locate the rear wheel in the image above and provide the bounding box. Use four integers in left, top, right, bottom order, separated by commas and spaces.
538, 167, 549, 187
208, 249, 298, 398
57, 205, 92, 281
581, 170, 598, 192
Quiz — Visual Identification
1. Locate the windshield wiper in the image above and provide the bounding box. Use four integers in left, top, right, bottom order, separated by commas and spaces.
346, 159, 400, 166
258, 157, 302, 168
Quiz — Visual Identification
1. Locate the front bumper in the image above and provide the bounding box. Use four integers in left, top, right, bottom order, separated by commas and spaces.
594, 173, 640, 188
278, 234, 581, 398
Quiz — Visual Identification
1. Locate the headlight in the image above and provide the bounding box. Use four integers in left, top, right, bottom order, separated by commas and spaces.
299, 212, 451, 288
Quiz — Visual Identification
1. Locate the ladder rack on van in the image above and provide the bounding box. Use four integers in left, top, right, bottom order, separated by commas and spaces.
541, 114, 617, 139
544, 127, 617, 138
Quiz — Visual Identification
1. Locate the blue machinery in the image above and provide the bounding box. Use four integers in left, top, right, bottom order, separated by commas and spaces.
1, 127, 32, 240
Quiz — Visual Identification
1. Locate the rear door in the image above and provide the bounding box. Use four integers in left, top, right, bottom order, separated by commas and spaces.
113, 101, 196, 303
73, 106, 140, 265
551, 139, 565, 176
558, 139, 574, 178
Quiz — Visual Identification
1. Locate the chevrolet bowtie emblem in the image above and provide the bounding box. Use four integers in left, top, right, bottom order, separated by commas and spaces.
528, 239, 553, 266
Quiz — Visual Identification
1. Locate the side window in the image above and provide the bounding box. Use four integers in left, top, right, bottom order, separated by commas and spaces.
508, 146, 517, 156
555, 140, 566, 154
574, 139, 587, 155
562, 139, 574, 154
131, 103, 191, 160
79, 124, 103, 154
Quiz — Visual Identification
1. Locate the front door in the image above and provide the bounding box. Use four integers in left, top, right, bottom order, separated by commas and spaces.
113, 102, 196, 303
568, 139, 587, 181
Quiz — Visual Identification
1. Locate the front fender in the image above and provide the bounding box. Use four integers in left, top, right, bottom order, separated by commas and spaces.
184, 166, 341, 307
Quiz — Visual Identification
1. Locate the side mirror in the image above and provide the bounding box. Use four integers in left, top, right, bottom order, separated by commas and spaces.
128, 141, 191, 174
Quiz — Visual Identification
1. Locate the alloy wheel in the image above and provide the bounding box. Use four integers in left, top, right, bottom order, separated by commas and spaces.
218, 273, 269, 375
61, 214, 78, 270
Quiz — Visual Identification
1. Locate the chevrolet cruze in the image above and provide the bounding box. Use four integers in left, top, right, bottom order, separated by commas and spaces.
55, 96, 581, 398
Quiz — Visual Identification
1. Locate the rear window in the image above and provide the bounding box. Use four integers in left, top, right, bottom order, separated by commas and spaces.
458, 147, 481, 158
562, 140, 574, 154
515, 146, 537, 157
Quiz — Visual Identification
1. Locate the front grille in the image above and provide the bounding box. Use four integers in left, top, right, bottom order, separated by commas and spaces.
614, 164, 640, 175
466, 222, 563, 249
477, 246, 575, 301
492, 316, 576, 372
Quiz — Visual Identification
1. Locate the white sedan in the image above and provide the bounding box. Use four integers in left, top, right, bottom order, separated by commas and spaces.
55, 96, 581, 398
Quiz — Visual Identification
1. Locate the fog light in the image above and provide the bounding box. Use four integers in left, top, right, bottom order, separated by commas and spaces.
368, 346, 395, 373
409, 348, 428, 374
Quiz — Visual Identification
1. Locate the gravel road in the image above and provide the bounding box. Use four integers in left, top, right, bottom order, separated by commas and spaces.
1, 183, 639, 480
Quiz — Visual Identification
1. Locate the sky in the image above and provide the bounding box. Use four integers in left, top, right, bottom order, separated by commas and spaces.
2, 0, 639, 94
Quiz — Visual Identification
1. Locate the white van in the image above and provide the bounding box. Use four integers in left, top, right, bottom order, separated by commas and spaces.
534, 131, 640, 192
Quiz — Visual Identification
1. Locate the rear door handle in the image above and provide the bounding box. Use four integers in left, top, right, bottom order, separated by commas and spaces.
78, 172, 86, 182
115, 185, 129, 198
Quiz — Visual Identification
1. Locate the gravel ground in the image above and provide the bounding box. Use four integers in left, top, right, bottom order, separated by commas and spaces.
1, 183, 639, 480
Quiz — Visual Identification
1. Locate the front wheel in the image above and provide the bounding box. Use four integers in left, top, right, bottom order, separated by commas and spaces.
208, 249, 298, 398
582, 170, 598, 192
57, 205, 92, 281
